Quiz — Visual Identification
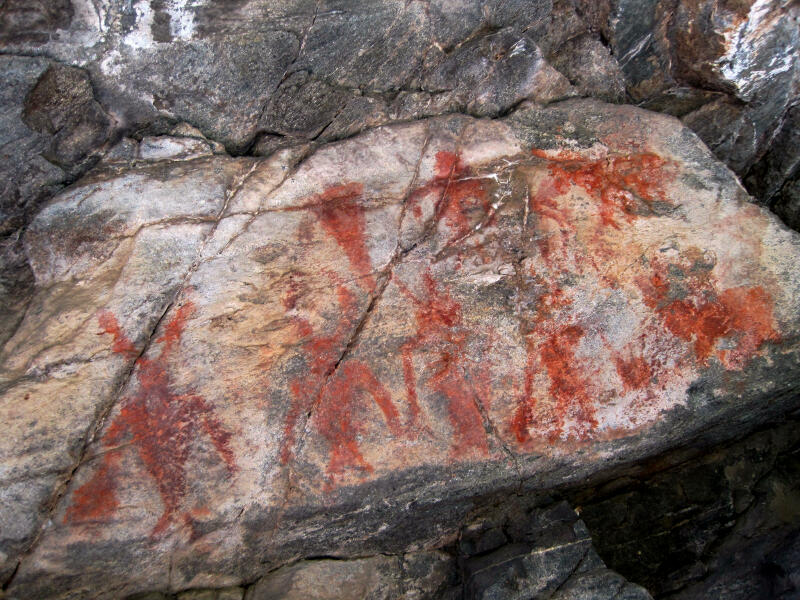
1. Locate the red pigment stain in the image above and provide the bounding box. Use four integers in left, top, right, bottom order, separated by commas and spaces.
614, 354, 653, 392
528, 174, 575, 266
66, 304, 237, 536
539, 325, 598, 442
306, 182, 376, 290
316, 360, 404, 483
511, 285, 597, 444
280, 285, 359, 465
281, 271, 305, 311
400, 269, 490, 459
512, 151, 677, 444
65, 461, 119, 522
408, 151, 492, 243
531, 149, 674, 229
511, 285, 570, 444
280, 283, 407, 483
638, 255, 780, 369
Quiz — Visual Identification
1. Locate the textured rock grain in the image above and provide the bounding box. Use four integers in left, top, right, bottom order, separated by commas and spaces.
1, 0, 797, 234
2, 99, 799, 598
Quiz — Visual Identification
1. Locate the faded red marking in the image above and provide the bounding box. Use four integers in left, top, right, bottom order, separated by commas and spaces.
614, 353, 653, 392
67, 305, 237, 537
317, 360, 404, 483
528, 175, 574, 266
65, 460, 120, 523
280, 281, 410, 484
512, 151, 677, 444
540, 325, 597, 442
97, 311, 137, 358
718, 287, 780, 368
281, 272, 305, 311
305, 182, 376, 290
400, 269, 490, 459
532, 149, 674, 229
183, 506, 213, 543
511, 283, 574, 444
512, 324, 598, 443
408, 151, 492, 244
280, 285, 359, 465
638, 253, 780, 369
157, 303, 194, 351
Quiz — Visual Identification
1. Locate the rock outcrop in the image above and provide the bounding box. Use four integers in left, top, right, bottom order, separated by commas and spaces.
574, 416, 800, 599
1, 1, 800, 598
1, 0, 798, 234
2, 99, 799, 598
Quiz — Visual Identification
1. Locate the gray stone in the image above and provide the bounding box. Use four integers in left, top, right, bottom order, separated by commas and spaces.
4, 100, 799, 598
546, 33, 626, 103
89, 31, 299, 153
420, 28, 575, 116
1, 0, 797, 231
774, 177, 800, 232
463, 502, 652, 600
258, 71, 351, 139
22, 64, 112, 169
245, 556, 403, 600
575, 418, 800, 599
550, 570, 653, 600
0, 0, 73, 46
138, 136, 214, 161
745, 106, 800, 203
0, 56, 64, 235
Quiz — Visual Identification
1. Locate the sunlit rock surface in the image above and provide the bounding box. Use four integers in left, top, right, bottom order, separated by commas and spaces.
1, 99, 798, 598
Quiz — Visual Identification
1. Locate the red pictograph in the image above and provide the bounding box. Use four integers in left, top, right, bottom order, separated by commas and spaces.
66, 303, 237, 537
399, 269, 490, 459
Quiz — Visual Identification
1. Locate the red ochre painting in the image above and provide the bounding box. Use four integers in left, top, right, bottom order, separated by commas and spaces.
510, 149, 780, 445
66, 303, 237, 537
65, 147, 782, 517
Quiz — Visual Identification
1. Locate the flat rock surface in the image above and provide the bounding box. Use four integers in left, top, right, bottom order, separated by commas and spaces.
2, 99, 800, 598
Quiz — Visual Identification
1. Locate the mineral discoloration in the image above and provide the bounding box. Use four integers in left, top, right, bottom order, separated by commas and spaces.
4, 103, 800, 598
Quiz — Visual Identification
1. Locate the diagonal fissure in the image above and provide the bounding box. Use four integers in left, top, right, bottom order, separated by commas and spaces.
1, 158, 261, 592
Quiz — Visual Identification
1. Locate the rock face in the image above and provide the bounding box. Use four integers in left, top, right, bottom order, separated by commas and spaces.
242, 501, 653, 600
574, 417, 800, 599
2, 100, 799, 598
0, 0, 797, 235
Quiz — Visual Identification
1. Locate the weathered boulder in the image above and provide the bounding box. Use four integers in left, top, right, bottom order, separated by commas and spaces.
2, 99, 799, 598
574, 416, 800, 599
1, 0, 796, 228
242, 501, 653, 600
